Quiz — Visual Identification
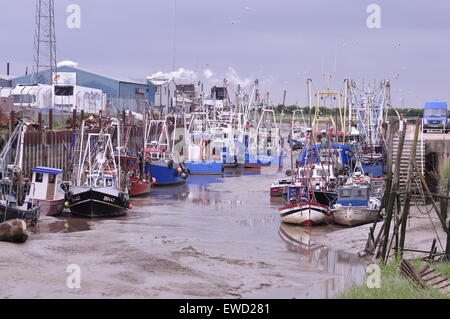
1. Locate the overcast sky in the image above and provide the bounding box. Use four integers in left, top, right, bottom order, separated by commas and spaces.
1, 0, 449, 107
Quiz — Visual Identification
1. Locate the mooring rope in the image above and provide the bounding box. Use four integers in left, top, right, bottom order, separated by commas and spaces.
412, 177, 445, 253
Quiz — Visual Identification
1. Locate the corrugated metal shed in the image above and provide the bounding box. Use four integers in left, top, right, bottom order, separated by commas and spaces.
11, 66, 156, 112
0, 75, 12, 88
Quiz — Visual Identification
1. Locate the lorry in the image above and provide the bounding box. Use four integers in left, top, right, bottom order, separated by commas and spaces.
423, 101, 449, 133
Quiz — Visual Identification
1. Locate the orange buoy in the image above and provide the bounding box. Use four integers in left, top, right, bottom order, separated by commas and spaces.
151, 177, 157, 184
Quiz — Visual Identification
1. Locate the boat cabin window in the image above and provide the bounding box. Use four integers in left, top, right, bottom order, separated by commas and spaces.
48, 174, 56, 184
35, 173, 44, 183
339, 189, 352, 198
105, 178, 113, 187
353, 188, 369, 200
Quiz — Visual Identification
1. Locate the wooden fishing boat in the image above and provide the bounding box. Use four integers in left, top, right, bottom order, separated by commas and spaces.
0, 123, 40, 225
243, 109, 283, 168
28, 166, 65, 216
143, 116, 189, 186
119, 155, 153, 197
331, 184, 381, 227
68, 184, 129, 218
67, 121, 129, 218
184, 112, 224, 175
279, 201, 331, 226
270, 178, 291, 197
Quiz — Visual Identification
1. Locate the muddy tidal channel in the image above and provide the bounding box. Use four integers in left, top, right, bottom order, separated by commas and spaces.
0, 167, 367, 299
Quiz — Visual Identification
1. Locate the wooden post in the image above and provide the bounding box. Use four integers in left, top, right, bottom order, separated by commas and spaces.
10, 111, 16, 132
49, 109, 53, 131
398, 120, 420, 258
383, 122, 394, 208
99, 110, 102, 130
72, 109, 77, 130
381, 123, 407, 264
38, 112, 42, 131
80, 110, 85, 126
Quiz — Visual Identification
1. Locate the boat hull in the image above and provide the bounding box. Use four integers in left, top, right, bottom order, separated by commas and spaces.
287, 187, 337, 206
332, 206, 380, 227
270, 186, 287, 197
186, 161, 224, 175
244, 153, 283, 168
148, 162, 186, 186
0, 204, 40, 225
130, 179, 152, 197
68, 187, 128, 218
279, 202, 330, 226
314, 191, 337, 206
270, 179, 291, 197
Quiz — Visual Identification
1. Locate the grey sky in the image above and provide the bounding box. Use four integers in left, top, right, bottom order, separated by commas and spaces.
1, 0, 449, 107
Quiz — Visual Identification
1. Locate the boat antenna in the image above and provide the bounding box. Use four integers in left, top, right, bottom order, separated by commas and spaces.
172, 0, 177, 71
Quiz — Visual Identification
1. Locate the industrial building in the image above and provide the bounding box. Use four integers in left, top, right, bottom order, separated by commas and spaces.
0, 75, 12, 88
147, 77, 177, 114
11, 62, 156, 113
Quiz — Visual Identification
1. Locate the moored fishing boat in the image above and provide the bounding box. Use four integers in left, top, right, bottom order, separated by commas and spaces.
279, 164, 332, 226
331, 184, 381, 227
0, 123, 40, 225
279, 201, 331, 226
244, 109, 283, 168
184, 113, 224, 175
270, 178, 291, 197
119, 155, 153, 197
143, 115, 189, 186
28, 166, 65, 216
66, 120, 130, 218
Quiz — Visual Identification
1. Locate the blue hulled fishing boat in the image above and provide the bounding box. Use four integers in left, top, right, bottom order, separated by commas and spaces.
143, 115, 188, 186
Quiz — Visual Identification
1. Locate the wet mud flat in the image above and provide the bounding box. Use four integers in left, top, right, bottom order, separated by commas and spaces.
0, 169, 368, 299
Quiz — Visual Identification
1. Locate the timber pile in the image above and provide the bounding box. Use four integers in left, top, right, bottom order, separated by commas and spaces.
361, 120, 450, 263
0, 219, 28, 243
398, 259, 450, 296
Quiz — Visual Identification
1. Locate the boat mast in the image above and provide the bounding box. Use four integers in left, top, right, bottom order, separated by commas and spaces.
77, 120, 85, 186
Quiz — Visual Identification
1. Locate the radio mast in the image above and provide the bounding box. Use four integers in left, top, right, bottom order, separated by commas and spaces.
32, 0, 57, 85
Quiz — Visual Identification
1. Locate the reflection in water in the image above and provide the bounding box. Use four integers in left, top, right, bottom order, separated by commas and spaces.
149, 184, 191, 202
279, 223, 367, 298
224, 165, 282, 177
129, 165, 366, 298
31, 217, 92, 234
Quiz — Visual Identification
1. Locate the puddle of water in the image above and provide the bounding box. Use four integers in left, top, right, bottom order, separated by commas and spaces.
31, 217, 93, 234
275, 223, 368, 298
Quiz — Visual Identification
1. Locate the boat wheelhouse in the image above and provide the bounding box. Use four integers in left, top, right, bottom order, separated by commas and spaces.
29, 167, 65, 216
331, 184, 381, 227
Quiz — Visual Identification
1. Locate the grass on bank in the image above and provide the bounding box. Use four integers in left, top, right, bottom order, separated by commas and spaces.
336, 259, 450, 299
